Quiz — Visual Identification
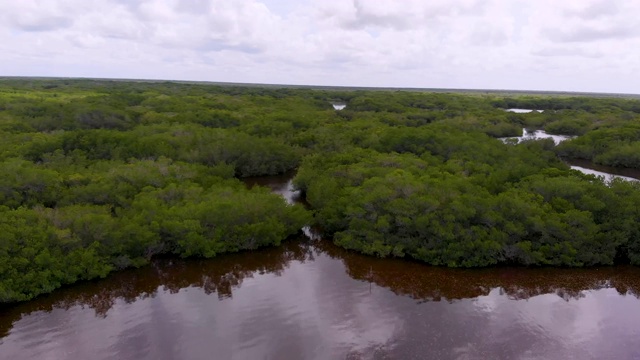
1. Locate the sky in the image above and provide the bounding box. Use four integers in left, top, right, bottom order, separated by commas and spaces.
1, 0, 640, 94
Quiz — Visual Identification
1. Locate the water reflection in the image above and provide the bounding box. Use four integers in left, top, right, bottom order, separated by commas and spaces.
330, 243, 640, 302
504, 108, 544, 113
500, 128, 574, 145
243, 170, 304, 205
568, 158, 640, 182
2, 238, 640, 359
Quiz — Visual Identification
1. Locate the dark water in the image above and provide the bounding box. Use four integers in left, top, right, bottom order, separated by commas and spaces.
568, 158, 640, 182
243, 171, 304, 206
2, 175, 640, 360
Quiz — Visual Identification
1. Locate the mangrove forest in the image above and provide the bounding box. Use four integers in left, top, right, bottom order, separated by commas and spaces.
1, 78, 640, 304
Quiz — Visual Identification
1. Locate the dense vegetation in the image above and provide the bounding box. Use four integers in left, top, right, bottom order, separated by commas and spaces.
1, 78, 640, 303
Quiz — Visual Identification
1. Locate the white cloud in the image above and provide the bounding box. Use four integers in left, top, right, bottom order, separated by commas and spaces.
0, 0, 639, 93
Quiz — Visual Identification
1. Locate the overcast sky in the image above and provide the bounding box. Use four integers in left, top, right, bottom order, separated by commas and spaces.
2, 0, 639, 93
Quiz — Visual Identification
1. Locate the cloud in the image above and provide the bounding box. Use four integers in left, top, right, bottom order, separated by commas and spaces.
564, 1, 620, 20
340, 0, 419, 31
545, 25, 638, 43
13, 15, 73, 32
1, 0, 76, 32
467, 26, 509, 47
0, 0, 640, 93
536, 0, 640, 44
532, 47, 603, 59
317, 0, 488, 32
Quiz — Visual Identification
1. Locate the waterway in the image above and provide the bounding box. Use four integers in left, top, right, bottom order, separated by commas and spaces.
568, 158, 640, 182
500, 128, 574, 145
505, 108, 544, 113
500, 128, 639, 182
2, 174, 640, 360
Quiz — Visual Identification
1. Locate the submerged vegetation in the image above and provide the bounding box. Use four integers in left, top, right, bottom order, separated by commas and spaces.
1, 78, 640, 303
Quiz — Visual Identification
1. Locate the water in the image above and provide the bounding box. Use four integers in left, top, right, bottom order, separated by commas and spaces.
568, 159, 640, 182
2, 174, 640, 360
243, 171, 303, 205
500, 128, 574, 145
2, 240, 640, 360
332, 103, 346, 110
499, 130, 640, 182
505, 109, 544, 113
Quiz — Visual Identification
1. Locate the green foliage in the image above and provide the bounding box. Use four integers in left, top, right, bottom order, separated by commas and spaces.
544, 118, 590, 135
295, 146, 640, 268
0, 78, 320, 303
0, 207, 113, 303
556, 124, 640, 168
2, 78, 640, 303
127, 184, 310, 258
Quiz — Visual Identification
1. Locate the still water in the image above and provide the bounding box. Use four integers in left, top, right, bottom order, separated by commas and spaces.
2, 176, 640, 360
568, 158, 640, 183
505, 109, 544, 113
500, 128, 574, 145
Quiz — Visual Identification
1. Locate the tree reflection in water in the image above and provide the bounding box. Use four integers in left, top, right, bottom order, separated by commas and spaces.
2, 237, 640, 341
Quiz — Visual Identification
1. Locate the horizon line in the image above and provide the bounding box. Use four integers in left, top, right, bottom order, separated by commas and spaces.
2, 75, 639, 99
